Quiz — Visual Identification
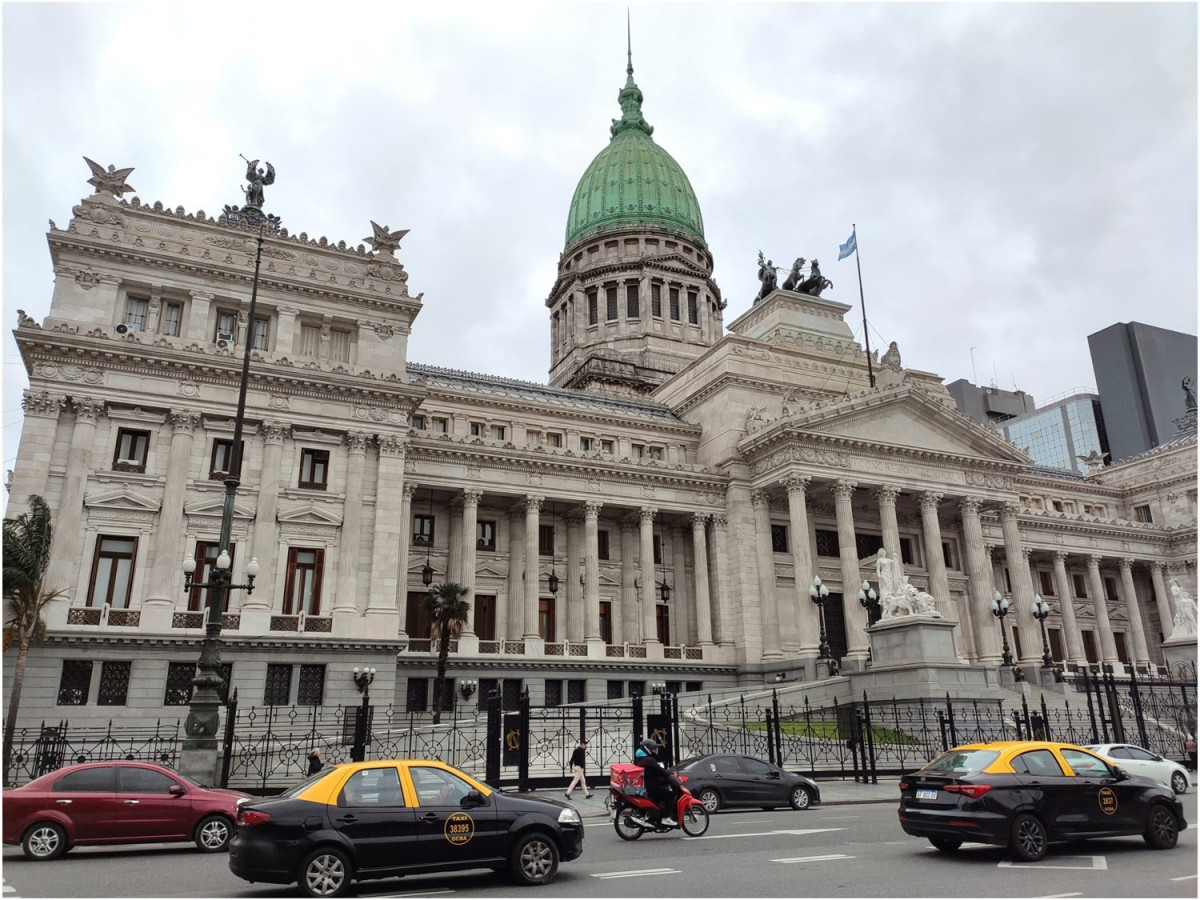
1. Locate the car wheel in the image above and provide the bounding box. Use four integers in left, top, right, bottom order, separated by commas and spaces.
698, 788, 721, 813
789, 785, 813, 811
22, 822, 67, 861
613, 803, 645, 841
510, 832, 559, 885
929, 837, 962, 852
1144, 804, 1179, 850
680, 804, 711, 837
194, 814, 233, 852
1010, 813, 1047, 862
299, 846, 353, 898
1170, 771, 1188, 795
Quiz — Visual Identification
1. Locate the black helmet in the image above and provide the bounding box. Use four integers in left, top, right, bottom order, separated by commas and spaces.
639, 738, 659, 754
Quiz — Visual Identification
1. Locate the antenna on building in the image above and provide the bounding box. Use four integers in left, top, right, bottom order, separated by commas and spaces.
627, 7, 632, 75
992, 364, 999, 389
970, 346, 978, 385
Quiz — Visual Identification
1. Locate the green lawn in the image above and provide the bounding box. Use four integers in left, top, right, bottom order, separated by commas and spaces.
743, 720, 919, 746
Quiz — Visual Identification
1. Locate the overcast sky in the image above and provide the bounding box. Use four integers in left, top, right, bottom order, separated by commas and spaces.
3, 2, 1197, 507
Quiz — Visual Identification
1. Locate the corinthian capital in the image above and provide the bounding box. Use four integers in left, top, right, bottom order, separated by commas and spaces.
1001, 500, 1022, 520
750, 490, 771, 508
345, 431, 371, 454
169, 410, 200, 434
461, 489, 483, 508
783, 474, 811, 496
874, 484, 901, 506
920, 491, 944, 512
22, 390, 65, 418
833, 480, 857, 501
70, 396, 105, 424
263, 419, 290, 445
584, 500, 603, 519
958, 496, 983, 518
524, 495, 543, 514
377, 433, 408, 457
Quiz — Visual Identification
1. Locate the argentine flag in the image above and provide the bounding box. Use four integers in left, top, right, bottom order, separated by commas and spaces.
838, 230, 857, 261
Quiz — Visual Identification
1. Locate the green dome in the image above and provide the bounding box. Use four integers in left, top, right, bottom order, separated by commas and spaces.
564, 62, 705, 249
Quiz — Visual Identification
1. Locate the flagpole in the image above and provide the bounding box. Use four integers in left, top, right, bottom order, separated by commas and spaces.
852, 224, 874, 388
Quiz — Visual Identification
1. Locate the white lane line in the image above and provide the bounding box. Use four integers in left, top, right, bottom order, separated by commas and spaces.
689, 827, 846, 840
772, 853, 855, 863
1170, 874, 1198, 881
592, 868, 681, 879
361, 890, 454, 898
1035, 894, 1083, 898
998, 856, 1107, 871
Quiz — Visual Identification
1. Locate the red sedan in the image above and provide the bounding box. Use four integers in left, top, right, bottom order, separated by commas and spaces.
3, 760, 252, 860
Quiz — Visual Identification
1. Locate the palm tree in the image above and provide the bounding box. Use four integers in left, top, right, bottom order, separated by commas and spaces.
3, 496, 67, 784
425, 582, 470, 725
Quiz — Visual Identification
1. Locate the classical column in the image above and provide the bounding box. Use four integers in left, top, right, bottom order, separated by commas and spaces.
1052, 551, 1085, 665
959, 497, 1000, 664
1000, 502, 1040, 665
522, 495, 543, 640
459, 489, 483, 635
1149, 562, 1174, 646
147, 410, 200, 603
396, 483, 417, 638
1087, 555, 1119, 663
48, 396, 106, 598
620, 519, 638, 643
670, 524, 691, 646
919, 492, 951, 613
751, 490, 782, 660
709, 515, 730, 645
565, 511, 583, 642
505, 503, 525, 640
691, 513, 714, 646
333, 432, 370, 614
583, 502, 603, 642
785, 475, 817, 655
639, 507, 660, 646
834, 480, 869, 661
875, 484, 902, 562
8, 390, 65, 513
244, 421, 287, 612
1119, 559, 1150, 665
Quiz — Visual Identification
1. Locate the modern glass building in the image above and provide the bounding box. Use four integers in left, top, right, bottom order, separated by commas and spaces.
999, 390, 1110, 475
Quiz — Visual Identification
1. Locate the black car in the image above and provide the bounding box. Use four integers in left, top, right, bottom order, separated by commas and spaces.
671, 753, 820, 812
898, 740, 1187, 862
229, 760, 583, 897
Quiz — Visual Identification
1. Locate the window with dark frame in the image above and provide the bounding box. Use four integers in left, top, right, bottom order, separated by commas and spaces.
587, 289, 598, 325
597, 529, 610, 560
164, 662, 232, 705
113, 428, 150, 471
215, 309, 238, 342
1039, 570, 1056, 596
406, 591, 433, 638
1104, 577, 1119, 603
474, 594, 496, 641
1134, 504, 1153, 523
687, 289, 698, 324
539, 524, 555, 556
815, 529, 840, 557
123, 296, 149, 330
477, 520, 496, 551
97, 661, 132, 706
87, 536, 138, 608
656, 604, 670, 643
599, 601, 612, 644
413, 514, 435, 545
538, 598, 556, 642
606, 285, 618, 321
1072, 572, 1088, 598
545, 680, 563, 707
942, 540, 957, 570
251, 317, 270, 350
771, 524, 788, 553
899, 537, 915, 566
209, 439, 243, 480
264, 663, 292, 706
297, 664, 326, 705
57, 660, 93, 706
299, 448, 329, 489
652, 534, 662, 565
607, 680, 624, 700
651, 283, 663, 317
567, 679, 586, 704
188, 541, 236, 612
406, 679, 429, 712
669, 286, 680, 320
283, 547, 324, 615
626, 283, 639, 317
161, 302, 182, 337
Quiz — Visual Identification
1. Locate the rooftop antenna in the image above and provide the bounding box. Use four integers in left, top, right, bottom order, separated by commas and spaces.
992, 364, 999, 389
970, 346, 978, 386
627, 7, 632, 75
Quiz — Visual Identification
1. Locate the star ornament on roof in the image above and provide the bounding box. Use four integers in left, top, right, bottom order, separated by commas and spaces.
83, 157, 136, 199
364, 221, 410, 257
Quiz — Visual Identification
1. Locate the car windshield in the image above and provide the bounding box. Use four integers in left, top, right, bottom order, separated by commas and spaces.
921, 749, 999, 775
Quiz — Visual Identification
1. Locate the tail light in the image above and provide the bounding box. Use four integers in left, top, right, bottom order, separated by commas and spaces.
898, 780, 909, 790
677, 775, 688, 783
944, 783, 992, 799
237, 809, 272, 826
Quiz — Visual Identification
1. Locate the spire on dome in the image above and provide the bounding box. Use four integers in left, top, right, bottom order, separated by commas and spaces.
611, 11, 653, 138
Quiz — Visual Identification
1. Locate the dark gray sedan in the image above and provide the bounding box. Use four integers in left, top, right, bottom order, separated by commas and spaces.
670, 754, 820, 813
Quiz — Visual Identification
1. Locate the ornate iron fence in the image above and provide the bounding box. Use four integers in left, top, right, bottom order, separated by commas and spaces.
6, 719, 180, 785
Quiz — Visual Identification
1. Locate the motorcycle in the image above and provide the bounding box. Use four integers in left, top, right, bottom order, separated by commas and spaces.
610, 774, 711, 839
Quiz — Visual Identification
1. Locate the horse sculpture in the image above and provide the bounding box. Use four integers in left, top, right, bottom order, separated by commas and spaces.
781, 258, 806, 292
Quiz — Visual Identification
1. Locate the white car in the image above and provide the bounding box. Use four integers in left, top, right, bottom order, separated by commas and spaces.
1087, 743, 1190, 794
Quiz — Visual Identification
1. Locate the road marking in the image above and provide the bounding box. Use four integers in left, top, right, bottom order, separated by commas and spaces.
592, 867, 680, 879
772, 853, 855, 863
360, 889, 454, 898
690, 827, 846, 840
1170, 875, 1198, 881
998, 856, 1107, 871
1034, 894, 1083, 898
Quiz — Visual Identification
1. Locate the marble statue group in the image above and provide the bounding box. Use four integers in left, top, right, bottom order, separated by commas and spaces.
875, 548, 941, 619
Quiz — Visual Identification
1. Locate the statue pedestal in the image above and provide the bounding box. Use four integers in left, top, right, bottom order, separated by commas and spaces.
1162, 633, 1198, 676
867, 616, 959, 666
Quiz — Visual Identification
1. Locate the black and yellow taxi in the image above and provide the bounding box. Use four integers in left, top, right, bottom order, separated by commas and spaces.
229, 759, 583, 897
898, 740, 1186, 861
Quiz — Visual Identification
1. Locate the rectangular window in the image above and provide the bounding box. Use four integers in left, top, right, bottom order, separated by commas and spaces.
477, 520, 496, 551
1134, 504, 1153, 523
1104, 577, 1119, 603
607, 680, 624, 700
97, 661, 132, 706
406, 591, 433, 639
161, 302, 182, 337
632, 443, 644, 459
599, 439, 614, 454
299, 448, 329, 489
493, 425, 506, 441
545, 680, 563, 707
652, 534, 662, 565
215, 309, 238, 342
599, 601, 613, 643
597, 530, 610, 560
123, 297, 149, 331
1114, 631, 1129, 664
669, 286, 680, 320
815, 529, 840, 557
189, 541, 236, 612
538, 598, 556, 642
580, 437, 593, 452
587, 289, 598, 325
1048, 628, 1064, 661
57, 660, 93, 706
648, 446, 664, 461
942, 540, 958, 570
413, 514, 435, 545
771, 524, 788, 554
539, 524, 555, 556
163, 662, 233, 706
406, 678, 429, 713
210, 439, 242, 480
1072, 572, 1088, 598
687, 290, 698, 324
297, 664, 325, 705
1081, 630, 1098, 664
432, 417, 449, 433
411, 415, 426, 430
113, 428, 150, 471
567, 679, 586, 704
264, 664, 292, 706
329, 329, 351, 363
626, 283, 640, 318
855, 533, 884, 560
469, 422, 484, 437
251, 316, 270, 350
656, 605, 670, 644
899, 538, 915, 566
546, 432, 562, 448
283, 548, 324, 615
606, 286, 618, 321
474, 594, 496, 641
87, 536, 137, 609
651, 283, 663, 317
300, 323, 321, 357
1039, 570, 1056, 596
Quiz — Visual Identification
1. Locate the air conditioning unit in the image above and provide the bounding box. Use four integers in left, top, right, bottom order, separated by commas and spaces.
216, 331, 236, 349
115, 323, 137, 335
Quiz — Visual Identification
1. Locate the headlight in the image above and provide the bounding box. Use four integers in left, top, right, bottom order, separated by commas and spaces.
558, 807, 582, 825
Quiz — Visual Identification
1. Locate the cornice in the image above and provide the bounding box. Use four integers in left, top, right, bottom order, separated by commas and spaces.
45, 633, 408, 653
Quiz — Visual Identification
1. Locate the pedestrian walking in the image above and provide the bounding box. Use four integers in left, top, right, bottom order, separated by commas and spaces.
1185, 735, 1197, 772
564, 738, 592, 799
307, 748, 323, 775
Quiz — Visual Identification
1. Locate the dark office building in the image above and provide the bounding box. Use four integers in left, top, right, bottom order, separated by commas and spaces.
1088, 322, 1197, 462
945, 379, 1036, 426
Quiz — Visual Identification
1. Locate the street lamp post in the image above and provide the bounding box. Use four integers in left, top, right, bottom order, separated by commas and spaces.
857, 579, 880, 626
351, 667, 376, 762
990, 590, 1014, 668
458, 679, 478, 703
809, 577, 832, 660
1031, 595, 1054, 668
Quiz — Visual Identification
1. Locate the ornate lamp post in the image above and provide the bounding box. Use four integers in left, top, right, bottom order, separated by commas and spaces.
458, 678, 478, 703
990, 590, 1014, 668
351, 667, 376, 762
1031, 594, 1054, 668
857, 579, 881, 626
809, 576, 832, 660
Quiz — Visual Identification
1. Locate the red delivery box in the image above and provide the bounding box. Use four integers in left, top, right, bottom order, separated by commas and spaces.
610, 763, 646, 796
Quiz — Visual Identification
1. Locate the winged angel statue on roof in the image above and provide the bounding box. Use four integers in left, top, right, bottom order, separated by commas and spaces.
241, 156, 275, 209
84, 157, 136, 199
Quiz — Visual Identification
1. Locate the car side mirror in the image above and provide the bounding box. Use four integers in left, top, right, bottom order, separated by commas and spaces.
169, 784, 186, 796
769, 770, 781, 779
1112, 766, 1129, 781
462, 789, 486, 808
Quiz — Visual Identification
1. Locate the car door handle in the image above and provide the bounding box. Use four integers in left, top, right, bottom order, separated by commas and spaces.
336, 815, 357, 823
124, 799, 140, 805
55, 799, 72, 805
420, 813, 440, 823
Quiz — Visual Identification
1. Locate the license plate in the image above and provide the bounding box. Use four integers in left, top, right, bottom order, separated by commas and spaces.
916, 789, 938, 800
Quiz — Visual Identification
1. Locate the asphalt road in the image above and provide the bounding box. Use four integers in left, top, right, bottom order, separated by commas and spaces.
3, 794, 1196, 898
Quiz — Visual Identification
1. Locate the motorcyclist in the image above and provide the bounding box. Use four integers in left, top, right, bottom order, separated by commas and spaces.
633, 738, 682, 826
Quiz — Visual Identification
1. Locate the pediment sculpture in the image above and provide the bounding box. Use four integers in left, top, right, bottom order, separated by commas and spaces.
876, 548, 941, 619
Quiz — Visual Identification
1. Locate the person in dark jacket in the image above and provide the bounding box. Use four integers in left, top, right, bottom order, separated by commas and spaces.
564, 739, 592, 798
633, 738, 681, 825
307, 749, 323, 775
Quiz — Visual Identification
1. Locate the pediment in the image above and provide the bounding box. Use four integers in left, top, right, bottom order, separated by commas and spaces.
476, 564, 507, 579
783, 386, 1029, 464
184, 496, 257, 519
597, 573, 621, 588
276, 502, 343, 526
84, 486, 161, 512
